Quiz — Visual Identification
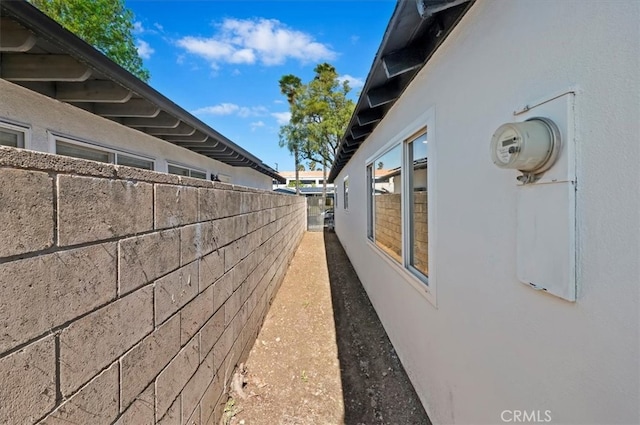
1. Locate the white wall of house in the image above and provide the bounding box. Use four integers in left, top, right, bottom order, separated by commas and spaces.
0, 79, 273, 190
334, 2, 639, 424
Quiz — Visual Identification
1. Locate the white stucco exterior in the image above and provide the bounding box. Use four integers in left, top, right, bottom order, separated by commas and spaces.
0, 79, 273, 190
334, 2, 639, 424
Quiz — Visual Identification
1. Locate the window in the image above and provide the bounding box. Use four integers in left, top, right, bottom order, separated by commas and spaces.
366, 164, 374, 240
168, 164, 207, 179
371, 144, 402, 263
0, 121, 28, 148
406, 131, 428, 278
343, 176, 349, 209
367, 128, 428, 283
55, 136, 154, 170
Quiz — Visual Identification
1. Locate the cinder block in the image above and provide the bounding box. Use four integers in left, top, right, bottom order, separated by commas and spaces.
212, 326, 234, 373
0, 336, 55, 425
212, 268, 235, 313
182, 350, 214, 424
210, 393, 228, 425
157, 396, 181, 425
181, 222, 225, 266
199, 249, 225, 291
119, 229, 180, 295
59, 286, 153, 396
186, 404, 201, 425
224, 238, 246, 272
0, 169, 53, 257
120, 314, 180, 410
114, 384, 154, 425
232, 215, 249, 241
224, 289, 243, 327
57, 175, 153, 246
156, 337, 200, 419
0, 145, 116, 178
0, 243, 117, 353
40, 362, 119, 425
199, 188, 225, 221
155, 184, 199, 229
181, 285, 214, 345
155, 262, 199, 325
211, 217, 235, 248
199, 306, 225, 359
200, 373, 224, 425
181, 223, 203, 266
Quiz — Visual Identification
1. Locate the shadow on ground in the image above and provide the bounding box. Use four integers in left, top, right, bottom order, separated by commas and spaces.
323, 229, 431, 425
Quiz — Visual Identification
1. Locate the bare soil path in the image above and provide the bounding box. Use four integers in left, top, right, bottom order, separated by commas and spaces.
222, 231, 430, 425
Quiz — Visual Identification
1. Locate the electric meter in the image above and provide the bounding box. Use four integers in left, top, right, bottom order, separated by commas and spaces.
490, 117, 561, 175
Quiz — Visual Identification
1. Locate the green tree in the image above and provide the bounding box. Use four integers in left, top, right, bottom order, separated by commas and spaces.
308, 161, 317, 171
278, 74, 303, 195
296, 163, 306, 172
30, 0, 150, 81
279, 63, 355, 205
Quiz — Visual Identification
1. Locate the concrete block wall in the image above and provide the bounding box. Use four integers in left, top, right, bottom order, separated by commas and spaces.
374, 193, 402, 261
374, 192, 428, 273
0, 146, 306, 425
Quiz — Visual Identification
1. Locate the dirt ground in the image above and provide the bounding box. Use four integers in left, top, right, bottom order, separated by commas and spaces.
221, 231, 430, 425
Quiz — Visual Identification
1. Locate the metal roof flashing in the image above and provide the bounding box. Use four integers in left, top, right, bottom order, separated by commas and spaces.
0, 1, 284, 183
328, 0, 475, 183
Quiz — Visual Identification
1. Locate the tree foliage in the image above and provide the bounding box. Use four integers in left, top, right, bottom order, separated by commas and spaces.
279, 63, 355, 168
278, 74, 303, 194
30, 0, 150, 81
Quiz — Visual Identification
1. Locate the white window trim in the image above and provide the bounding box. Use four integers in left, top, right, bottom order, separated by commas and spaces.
0, 119, 31, 149
364, 107, 437, 307
167, 161, 208, 179
50, 132, 155, 169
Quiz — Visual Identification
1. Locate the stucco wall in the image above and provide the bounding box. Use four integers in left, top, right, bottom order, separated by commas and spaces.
334, 1, 639, 424
0, 79, 273, 190
0, 147, 306, 424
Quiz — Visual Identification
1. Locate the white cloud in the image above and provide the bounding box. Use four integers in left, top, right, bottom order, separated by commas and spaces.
176, 18, 336, 68
251, 121, 265, 131
133, 21, 144, 34
271, 112, 291, 125
136, 40, 155, 60
134, 21, 164, 35
338, 74, 364, 89
193, 103, 239, 115
192, 103, 268, 118
238, 105, 268, 118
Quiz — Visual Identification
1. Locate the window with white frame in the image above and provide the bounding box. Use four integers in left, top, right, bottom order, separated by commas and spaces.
343, 176, 349, 210
168, 164, 207, 179
54, 135, 154, 170
0, 121, 28, 148
367, 128, 428, 283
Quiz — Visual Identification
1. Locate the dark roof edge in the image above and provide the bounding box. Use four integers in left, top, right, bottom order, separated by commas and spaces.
328, 0, 475, 183
1, 1, 283, 183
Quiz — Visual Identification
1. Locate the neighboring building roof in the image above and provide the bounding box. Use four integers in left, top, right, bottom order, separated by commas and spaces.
278, 170, 327, 179
274, 186, 335, 196
0, 1, 284, 183
328, 0, 474, 183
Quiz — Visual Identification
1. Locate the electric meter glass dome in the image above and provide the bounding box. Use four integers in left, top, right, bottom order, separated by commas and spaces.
490, 118, 560, 173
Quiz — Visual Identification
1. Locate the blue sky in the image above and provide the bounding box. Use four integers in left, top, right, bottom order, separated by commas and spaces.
127, 0, 396, 172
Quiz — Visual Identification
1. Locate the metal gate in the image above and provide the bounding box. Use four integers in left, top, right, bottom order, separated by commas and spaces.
306, 195, 324, 232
